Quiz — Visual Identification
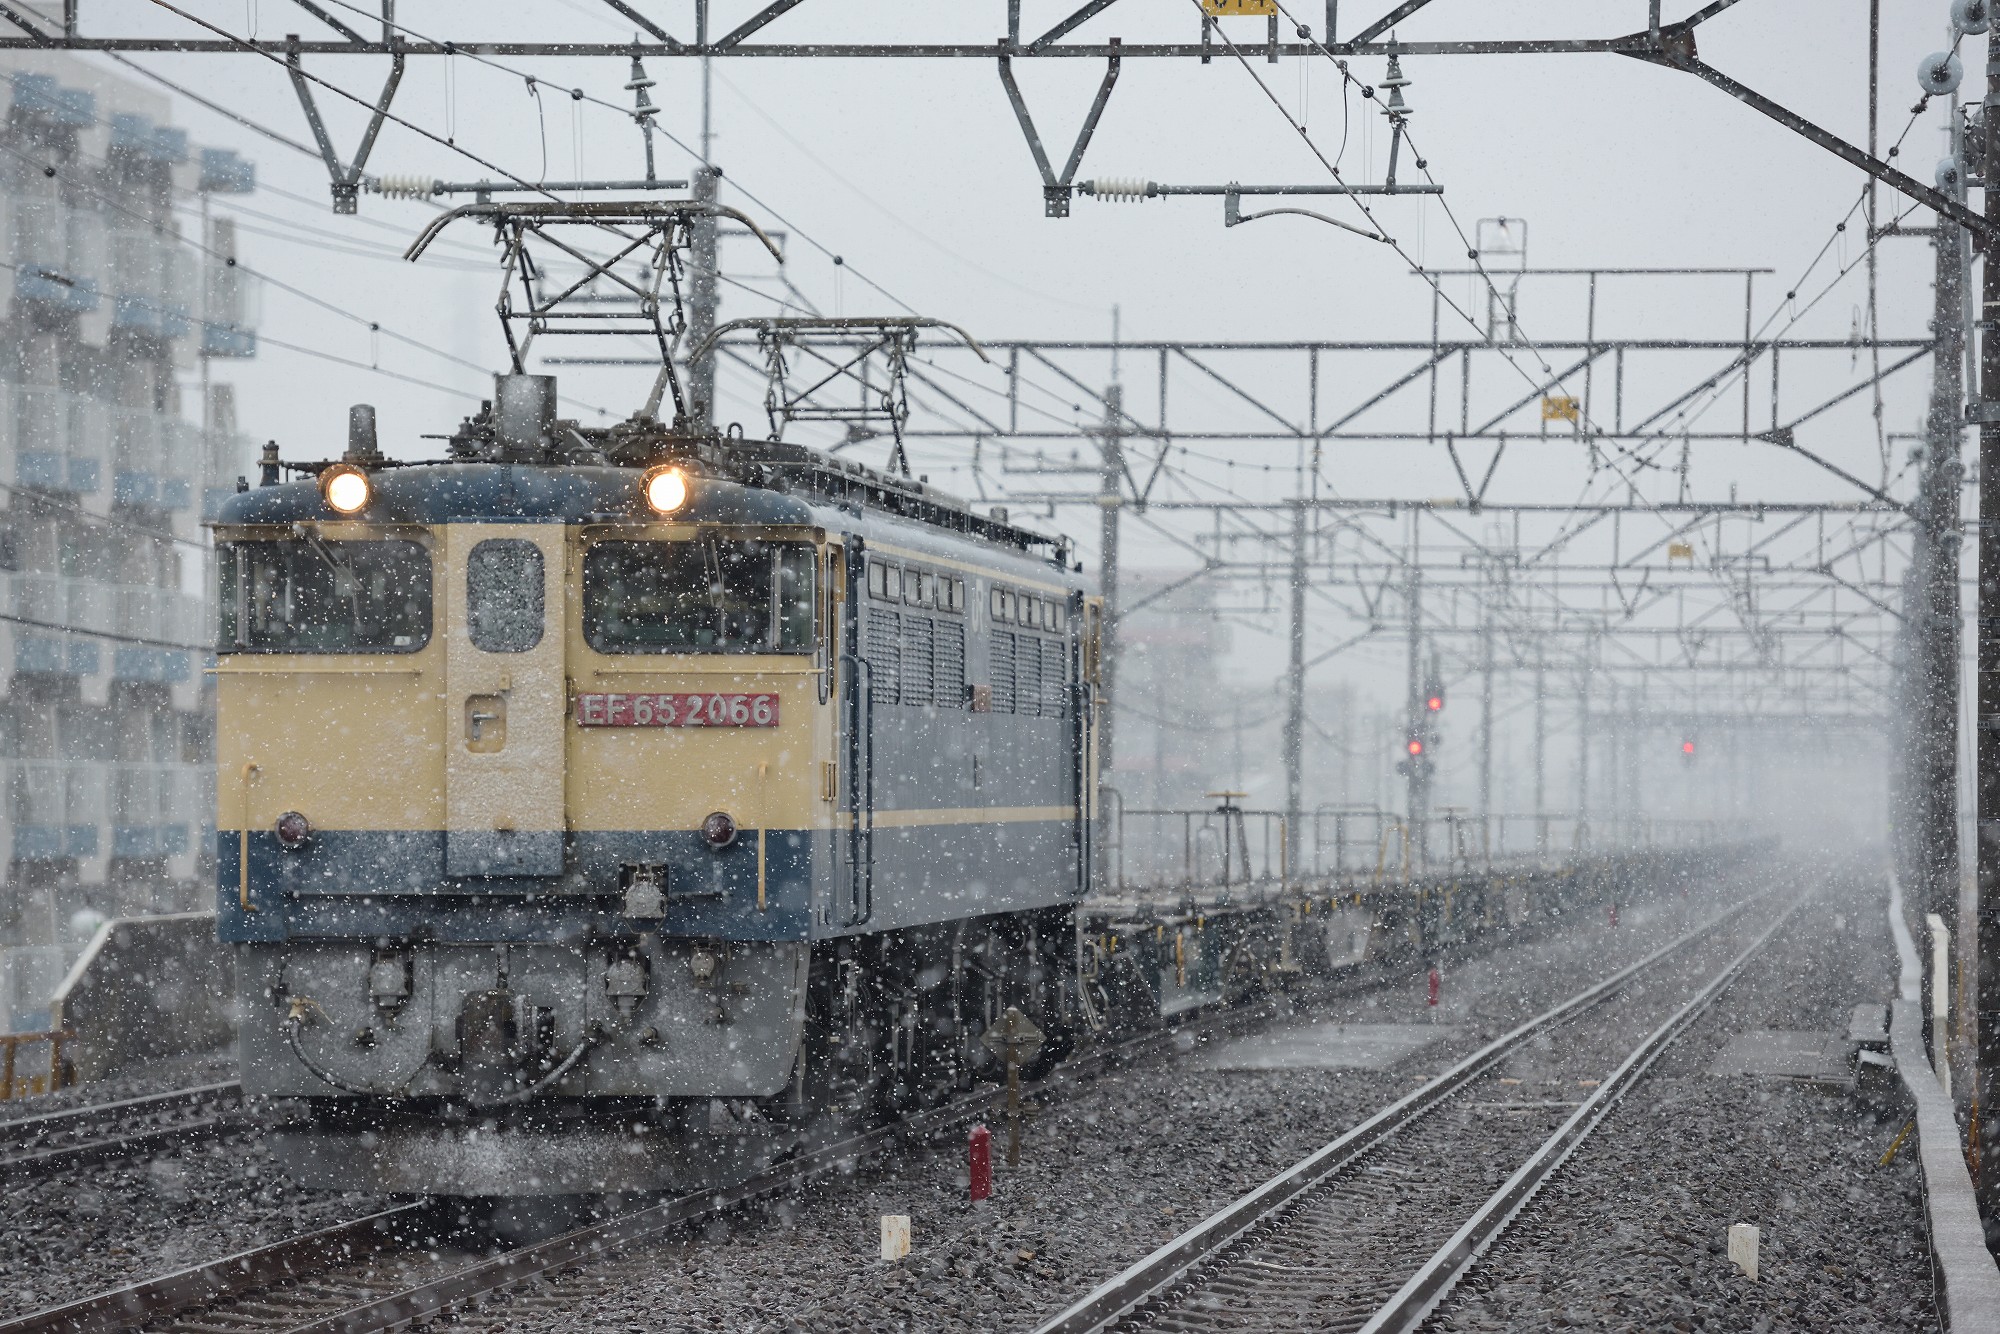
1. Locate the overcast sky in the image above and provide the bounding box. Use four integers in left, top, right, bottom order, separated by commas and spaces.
77, 0, 1956, 823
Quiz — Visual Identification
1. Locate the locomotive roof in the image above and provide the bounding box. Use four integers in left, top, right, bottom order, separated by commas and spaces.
209, 461, 1082, 580
211, 463, 814, 528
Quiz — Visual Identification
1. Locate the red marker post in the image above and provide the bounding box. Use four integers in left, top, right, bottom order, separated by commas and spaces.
1426, 966, 1441, 1010
969, 1124, 992, 1202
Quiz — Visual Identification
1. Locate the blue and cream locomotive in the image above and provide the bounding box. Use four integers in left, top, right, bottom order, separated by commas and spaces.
213, 375, 1100, 1195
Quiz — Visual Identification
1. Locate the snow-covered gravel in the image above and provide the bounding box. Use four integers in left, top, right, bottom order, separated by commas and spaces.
432, 869, 1755, 1332
0, 1047, 234, 1121
0, 1123, 385, 1317
0, 858, 1830, 1332
1431, 867, 1936, 1334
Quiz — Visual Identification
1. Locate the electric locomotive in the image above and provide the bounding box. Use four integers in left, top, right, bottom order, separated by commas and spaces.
213, 375, 1100, 1195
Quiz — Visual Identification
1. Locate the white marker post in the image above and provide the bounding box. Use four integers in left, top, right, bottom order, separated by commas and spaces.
1727, 1223, 1759, 1280
881, 1214, 912, 1262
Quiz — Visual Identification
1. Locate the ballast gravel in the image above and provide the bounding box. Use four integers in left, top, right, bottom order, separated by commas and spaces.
1431, 868, 1937, 1334
417, 872, 1755, 1333
0, 1047, 235, 1122
0, 1126, 384, 1318
0, 861, 1848, 1333
0, 1044, 386, 1318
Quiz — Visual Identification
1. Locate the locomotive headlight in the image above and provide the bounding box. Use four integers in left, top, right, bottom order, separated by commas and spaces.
642, 465, 689, 516
701, 810, 738, 850
321, 464, 372, 515
275, 810, 313, 851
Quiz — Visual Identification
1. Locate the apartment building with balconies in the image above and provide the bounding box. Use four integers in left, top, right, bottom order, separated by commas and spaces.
0, 54, 258, 1029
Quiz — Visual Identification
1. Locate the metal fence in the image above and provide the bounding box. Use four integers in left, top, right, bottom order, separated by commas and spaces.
1099, 792, 1744, 897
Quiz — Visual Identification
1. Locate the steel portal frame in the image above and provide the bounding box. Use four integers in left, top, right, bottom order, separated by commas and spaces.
1, 0, 1983, 240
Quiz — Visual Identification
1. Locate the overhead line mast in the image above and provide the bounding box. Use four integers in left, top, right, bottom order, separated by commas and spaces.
1978, 0, 2000, 1226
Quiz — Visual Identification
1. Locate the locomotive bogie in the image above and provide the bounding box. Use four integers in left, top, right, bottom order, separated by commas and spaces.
239, 938, 809, 1102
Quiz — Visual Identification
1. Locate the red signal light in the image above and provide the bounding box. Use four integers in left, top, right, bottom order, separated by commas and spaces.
1426, 695, 1443, 712
1681, 740, 1696, 756
1407, 739, 1424, 756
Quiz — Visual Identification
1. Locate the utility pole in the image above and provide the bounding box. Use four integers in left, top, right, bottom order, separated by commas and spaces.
1577, 654, 1593, 845
1098, 384, 1125, 783
1916, 96, 1967, 1065
686, 55, 719, 431
1283, 498, 1307, 882
687, 165, 720, 431
1606, 681, 1621, 838
1533, 641, 1547, 856
1478, 590, 1494, 857
1975, 15, 2000, 1222
1403, 560, 1430, 867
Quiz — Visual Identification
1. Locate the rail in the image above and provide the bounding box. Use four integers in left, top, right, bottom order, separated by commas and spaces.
4, 850, 1754, 1334
0, 998, 1290, 1334
0, 1081, 244, 1176
1032, 889, 1795, 1332
1357, 894, 1803, 1332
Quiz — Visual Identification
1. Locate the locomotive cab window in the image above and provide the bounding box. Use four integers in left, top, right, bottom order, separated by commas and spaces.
466, 538, 544, 653
585, 536, 815, 654
218, 538, 432, 654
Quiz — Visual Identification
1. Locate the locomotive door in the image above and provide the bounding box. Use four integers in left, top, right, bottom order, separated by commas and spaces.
837, 540, 873, 925
442, 525, 567, 877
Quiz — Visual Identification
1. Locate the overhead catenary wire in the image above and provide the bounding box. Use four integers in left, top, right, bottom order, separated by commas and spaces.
142, 0, 570, 209
0, 474, 210, 553
129, 0, 1904, 688
301, 0, 921, 316
0, 241, 481, 416
142, 0, 922, 425
132, 0, 1108, 447
0, 137, 500, 387
98, 51, 319, 160
1, 69, 511, 267
1399, 83, 1935, 565
1271, 0, 1926, 485
1272, 0, 1921, 614
1202, 2, 1868, 652
0, 132, 665, 418
1208, 0, 1634, 477
212, 214, 495, 270
0, 606, 207, 654
703, 65, 1102, 315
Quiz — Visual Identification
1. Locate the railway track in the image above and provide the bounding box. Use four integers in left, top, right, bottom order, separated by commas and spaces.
0, 1082, 245, 1178
2, 991, 1286, 1334
3, 892, 1763, 1334
1033, 892, 1803, 1333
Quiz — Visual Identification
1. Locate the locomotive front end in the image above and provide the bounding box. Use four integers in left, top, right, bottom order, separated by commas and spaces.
213, 459, 836, 1195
